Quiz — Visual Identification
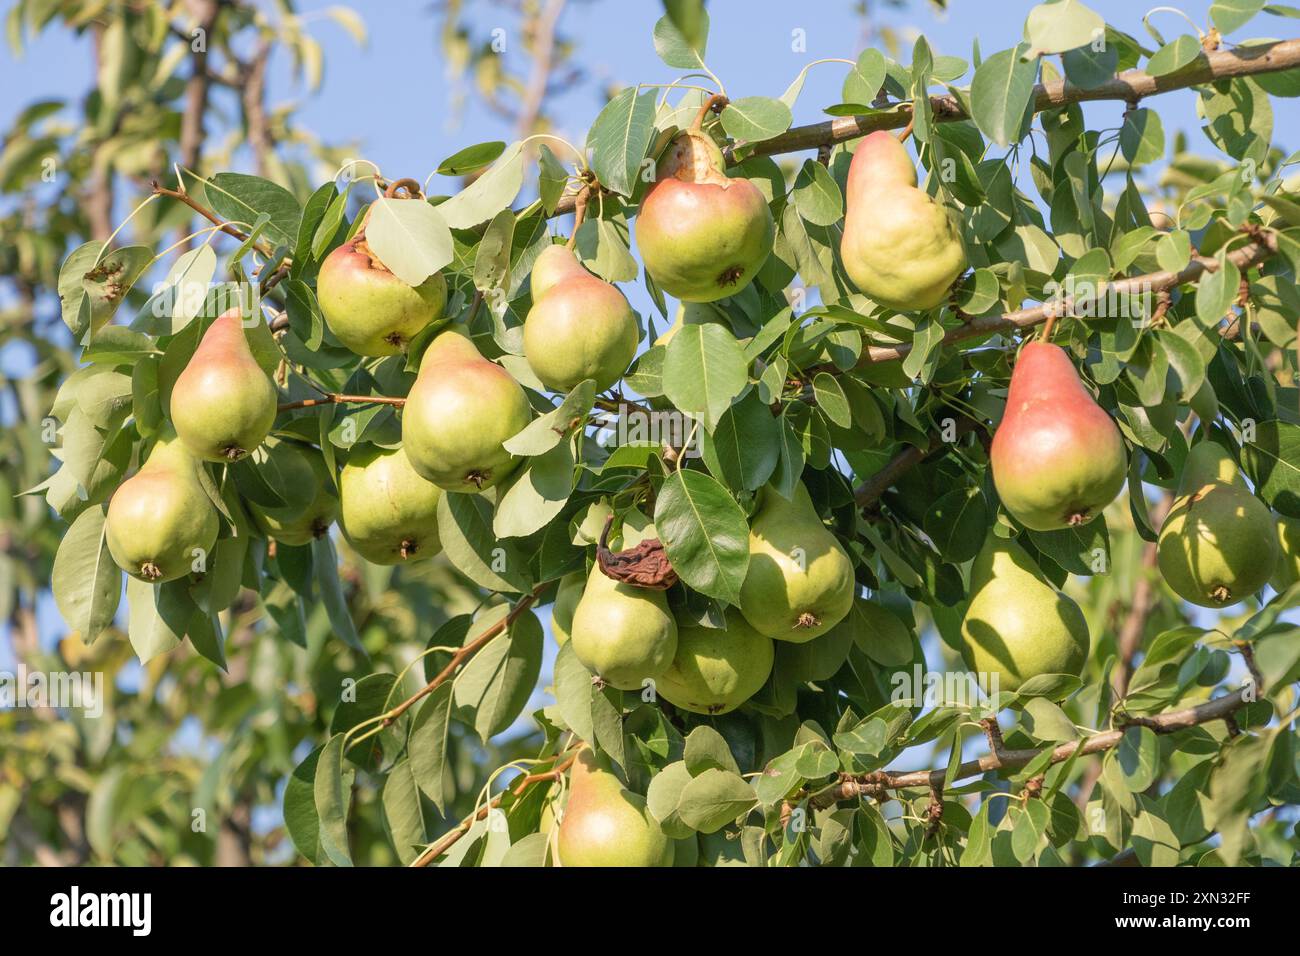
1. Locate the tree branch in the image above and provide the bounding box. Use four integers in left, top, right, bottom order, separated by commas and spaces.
791, 686, 1252, 817
277, 393, 406, 412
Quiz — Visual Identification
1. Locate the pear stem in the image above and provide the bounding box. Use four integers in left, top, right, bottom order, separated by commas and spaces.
896, 118, 914, 143
565, 186, 591, 249
1038, 310, 1061, 342
690, 94, 730, 132
383, 178, 424, 200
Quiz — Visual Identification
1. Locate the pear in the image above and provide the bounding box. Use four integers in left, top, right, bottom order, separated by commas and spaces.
1272, 513, 1300, 591
316, 232, 447, 357
636, 128, 773, 302
960, 533, 1089, 694
401, 331, 532, 492
1157, 442, 1278, 608
840, 131, 967, 311
991, 342, 1127, 531
549, 570, 585, 646
170, 308, 278, 462
655, 609, 774, 715
738, 483, 856, 643
338, 443, 441, 564
524, 244, 640, 393
106, 433, 219, 583
570, 524, 678, 690
251, 439, 338, 546
556, 747, 673, 867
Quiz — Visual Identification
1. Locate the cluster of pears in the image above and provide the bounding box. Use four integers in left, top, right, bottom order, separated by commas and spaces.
1156, 441, 1278, 608
106, 308, 279, 583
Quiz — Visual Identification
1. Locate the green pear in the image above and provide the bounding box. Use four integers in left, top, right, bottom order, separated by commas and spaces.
524, 244, 640, 392
840, 131, 967, 310
655, 609, 774, 715
738, 483, 856, 643
636, 129, 773, 302
401, 331, 533, 492
338, 443, 441, 564
251, 439, 338, 546
1157, 442, 1278, 607
556, 747, 674, 867
549, 570, 585, 646
1272, 513, 1300, 591
990, 342, 1127, 531
570, 524, 678, 690
960, 533, 1089, 694
316, 232, 447, 356
170, 308, 278, 462
106, 433, 219, 583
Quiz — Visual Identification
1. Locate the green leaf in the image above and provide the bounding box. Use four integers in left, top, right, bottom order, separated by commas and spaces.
652, 10, 709, 70
719, 96, 792, 144
365, 197, 453, 287
125, 577, 186, 662
1146, 35, 1203, 76
453, 607, 544, 741
1119, 108, 1165, 165
812, 373, 851, 427
792, 159, 843, 227
409, 684, 455, 811
1022, 697, 1079, 741
437, 140, 507, 176
700, 390, 781, 492
1116, 725, 1160, 791
382, 759, 428, 865
285, 745, 326, 865
1211, 0, 1266, 34
312, 536, 366, 656
437, 492, 532, 593
313, 734, 354, 867
587, 87, 657, 198
437, 141, 525, 229
51, 505, 120, 643
970, 44, 1037, 147
661, 322, 749, 428
654, 469, 750, 604
206, 172, 301, 249
1062, 43, 1118, 88
676, 768, 757, 833
1023, 0, 1105, 55
662, 0, 708, 56
493, 442, 574, 539
683, 725, 741, 775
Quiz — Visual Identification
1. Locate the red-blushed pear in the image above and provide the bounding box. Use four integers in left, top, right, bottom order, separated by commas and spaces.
960, 532, 1090, 694
840, 131, 967, 311
170, 308, 278, 462
1157, 441, 1278, 608
401, 331, 532, 492
636, 125, 773, 302
338, 443, 441, 565
316, 230, 447, 357
105, 432, 219, 583
556, 747, 674, 867
523, 244, 640, 392
990, 342, 1127, 531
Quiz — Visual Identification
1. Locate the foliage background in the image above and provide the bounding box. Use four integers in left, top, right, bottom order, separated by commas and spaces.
0, 0, 1297, 866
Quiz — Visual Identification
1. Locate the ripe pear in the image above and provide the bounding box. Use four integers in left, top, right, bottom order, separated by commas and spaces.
840, 131, 967, 311
556, 747, 674, 867
960, 533, 1089, 694
549, 570, 585, 646
656, 609, 774, 715
991, 342, 1127, 531
316, 233, 447, 357
170, 308, 278, 462
636, 129, 774, 302
1272, 513, 1300, 591
570, 524, 678, 690
251, 440, 338, 546
401, 331, 532, 492
106, 433, 219, 583
524, 244, 640, 392
738, 483, 856, 643
1157, 442, 1278, 608
338, 443, 441, 564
